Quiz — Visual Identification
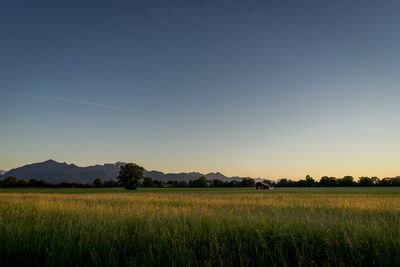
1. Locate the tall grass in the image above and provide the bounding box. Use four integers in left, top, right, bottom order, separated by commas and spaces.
0, 190, 399, 266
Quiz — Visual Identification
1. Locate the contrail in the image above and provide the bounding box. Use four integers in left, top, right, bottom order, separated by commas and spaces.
41, 95, 141, 113
13, 92, 146, 113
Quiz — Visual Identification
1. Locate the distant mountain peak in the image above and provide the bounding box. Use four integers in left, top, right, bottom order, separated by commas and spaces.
44, 159, 57, 163
1, 160, 260, 183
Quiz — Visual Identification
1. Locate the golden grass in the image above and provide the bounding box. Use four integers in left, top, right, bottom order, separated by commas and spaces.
0, 191, 399, 266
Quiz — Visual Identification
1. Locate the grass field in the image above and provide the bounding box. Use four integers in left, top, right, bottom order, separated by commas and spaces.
0, 187, 399, 266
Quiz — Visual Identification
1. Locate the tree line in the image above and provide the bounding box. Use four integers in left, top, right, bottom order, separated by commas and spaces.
142, 176, 256, 188
1, 175, 400, 189
274, 175, 400, 187
0, 175, 254, 188
0, 176, 119, 188
141, 175, 400, 188
1, 163, 400, 189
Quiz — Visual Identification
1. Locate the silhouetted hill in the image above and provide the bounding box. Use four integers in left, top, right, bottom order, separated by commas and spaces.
1, 160, 255, 183
2, 160, 123, 183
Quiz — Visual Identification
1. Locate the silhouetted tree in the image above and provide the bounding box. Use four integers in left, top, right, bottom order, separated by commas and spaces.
277, 178, 288, 187
305, 175, 316, 187
371, 177, 379, 185
338, 176, 355, 186
28, 179, 39, 187
142, 177, 154, 187
38, 179, 51, 187
379, 177, 400, 186
228, 180, 241, 187
393, 177, 400, 186
297, 179, 307, 187
60, 182, 71, 188
359, 177, 374, 186
319, 176, 337, 187
93, 178, 104, 188
104, 178, 117, 188
240, 177, 255, 187
212, 179, 225, 187
17, 179, 29, 187
198, 176, 208, 187
177, 181, 188, 187
117, 163, 144, 190
189, 176, 208, 187
2, 176, 18, 187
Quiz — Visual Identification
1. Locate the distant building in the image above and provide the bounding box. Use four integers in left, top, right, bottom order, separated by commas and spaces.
256, 182, 273, 190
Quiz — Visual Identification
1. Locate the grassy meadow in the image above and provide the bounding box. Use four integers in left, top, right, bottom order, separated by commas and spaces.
0, 187, 399, 266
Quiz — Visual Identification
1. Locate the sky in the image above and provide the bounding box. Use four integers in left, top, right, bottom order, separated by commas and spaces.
1, 0, 400, 179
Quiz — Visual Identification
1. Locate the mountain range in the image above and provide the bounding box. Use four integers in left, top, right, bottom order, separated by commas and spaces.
0, 160, 261, 183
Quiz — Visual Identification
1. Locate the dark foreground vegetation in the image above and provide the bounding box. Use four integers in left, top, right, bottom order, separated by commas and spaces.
0, 189, 399, 266
275, 175, 400, 187
1, 174, 400, 188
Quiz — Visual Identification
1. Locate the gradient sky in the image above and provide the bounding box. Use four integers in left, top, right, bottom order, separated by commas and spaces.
1, 0, 400, 179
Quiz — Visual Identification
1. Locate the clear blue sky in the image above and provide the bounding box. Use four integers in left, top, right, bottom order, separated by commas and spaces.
1, 0, 400, 179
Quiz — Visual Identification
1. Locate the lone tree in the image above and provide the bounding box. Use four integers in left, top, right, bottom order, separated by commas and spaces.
117, 163, 144, 190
